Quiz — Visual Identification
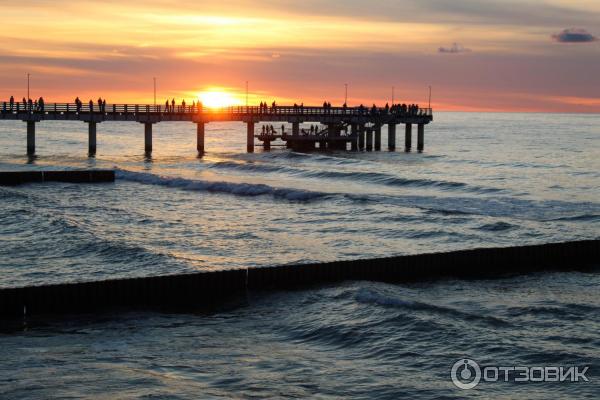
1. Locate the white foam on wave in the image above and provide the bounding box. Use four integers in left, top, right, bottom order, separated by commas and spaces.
115, 169, 328, 201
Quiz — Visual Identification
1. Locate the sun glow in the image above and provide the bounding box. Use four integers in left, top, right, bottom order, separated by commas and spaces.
198, 91, 242, 108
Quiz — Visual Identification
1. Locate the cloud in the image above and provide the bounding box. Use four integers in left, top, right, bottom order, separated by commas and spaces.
438, 43, 471, 54
552, 28, 597, 43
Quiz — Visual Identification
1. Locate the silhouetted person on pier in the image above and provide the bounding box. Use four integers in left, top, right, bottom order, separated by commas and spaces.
89, 99, 93, 112
102, 99, 107, 112
165, 100, 169, 112
9, 96, 14, 110
75, 97, 82, 112
182, 100, 186, 111
171, 98, 175, 112
28, 98, 33, 112
38, 97, 45, 112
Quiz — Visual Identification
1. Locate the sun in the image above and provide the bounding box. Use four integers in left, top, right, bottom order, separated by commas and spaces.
197, 91, 242, 108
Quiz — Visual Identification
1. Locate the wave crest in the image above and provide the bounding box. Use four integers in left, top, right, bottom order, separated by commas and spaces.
115, 169, 328, 201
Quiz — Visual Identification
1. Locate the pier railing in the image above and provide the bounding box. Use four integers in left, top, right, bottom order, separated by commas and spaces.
1, 102, 432, 118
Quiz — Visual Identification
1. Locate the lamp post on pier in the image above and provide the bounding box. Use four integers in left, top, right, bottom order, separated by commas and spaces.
344, 83, 348, 105
27, 73, 30, 100
153, 77, 156, 106
428, 85, 432, 109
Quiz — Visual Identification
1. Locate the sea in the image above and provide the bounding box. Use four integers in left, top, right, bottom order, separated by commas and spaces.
0, 112, 599, 398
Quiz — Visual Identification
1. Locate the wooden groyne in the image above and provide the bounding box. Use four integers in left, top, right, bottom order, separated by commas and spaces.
0, 170, 115, 185
0, 102, 433, 154
0, 240, 597, 318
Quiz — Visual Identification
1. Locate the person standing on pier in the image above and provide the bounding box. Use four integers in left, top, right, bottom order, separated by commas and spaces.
89, 99, 93, 112
171, 98, 175, 112
38, 97, 44, 112
9, 96, 14, 111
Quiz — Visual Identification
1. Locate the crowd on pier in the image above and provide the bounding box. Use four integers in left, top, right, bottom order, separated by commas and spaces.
2, 96, 427, 117
4, 96, 46, 112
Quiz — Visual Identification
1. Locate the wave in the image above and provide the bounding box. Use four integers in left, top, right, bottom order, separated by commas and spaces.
115, 169, 329, 201
206, 161, 502, 194
547, 214, 600, 222
477, 221, 516, 231
355, 288, 510, 327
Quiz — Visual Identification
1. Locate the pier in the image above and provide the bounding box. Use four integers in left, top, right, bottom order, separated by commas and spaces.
0, 102, 432, 155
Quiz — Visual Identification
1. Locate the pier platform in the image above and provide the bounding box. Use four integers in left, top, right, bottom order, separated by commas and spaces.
0, 102, 432, 154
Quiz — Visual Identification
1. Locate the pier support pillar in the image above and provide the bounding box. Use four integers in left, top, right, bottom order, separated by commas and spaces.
350, 124, 358, 151
144, 123, 153, 153
196, 122, 205, 154
246, 122, 255, 153
405, 124, 412, 152
26, 121, 36, 155
358, 125, 365, 150
417, 124, 424, 152
387, 123, 396, 150
366, 128, 373, 151
374, 124, 382, 150
88, 121, 97, 155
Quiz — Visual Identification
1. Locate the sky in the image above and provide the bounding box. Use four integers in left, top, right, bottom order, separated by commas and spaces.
0, 0, 599, 112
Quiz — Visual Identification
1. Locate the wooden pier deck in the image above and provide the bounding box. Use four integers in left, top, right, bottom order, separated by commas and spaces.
0, 102, 433, 155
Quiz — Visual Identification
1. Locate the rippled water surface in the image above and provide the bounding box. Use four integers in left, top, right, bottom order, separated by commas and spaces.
1, 274, 599, 399
0, 112, 599, 398
0, 112, 598, 287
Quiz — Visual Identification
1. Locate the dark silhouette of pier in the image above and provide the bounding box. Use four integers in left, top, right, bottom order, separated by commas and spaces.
0, 102, 433, 155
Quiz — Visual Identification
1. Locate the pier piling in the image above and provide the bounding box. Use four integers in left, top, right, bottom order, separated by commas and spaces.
196, 122, 205, 154
405, 124, 412, 152
358, 125, 365, 150
350, 125, 358, 151
144, 123, 153, 153
246, 122, 255, 153
26, 121, 36, 155
366, 128, 373, 151
387, 123, 396, 150
417, 124, 424, 152
374, 124, 382, 150
88, 121, 97, 155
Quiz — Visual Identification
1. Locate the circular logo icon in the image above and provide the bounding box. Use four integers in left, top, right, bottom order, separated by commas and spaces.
451, 358, 481, 389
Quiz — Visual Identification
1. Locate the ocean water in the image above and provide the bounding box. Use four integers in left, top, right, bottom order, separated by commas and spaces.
0, 112, 599, 398
0, 112, 598, 287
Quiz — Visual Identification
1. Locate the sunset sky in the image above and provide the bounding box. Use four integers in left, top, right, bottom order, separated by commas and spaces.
1, 0, 599, 112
